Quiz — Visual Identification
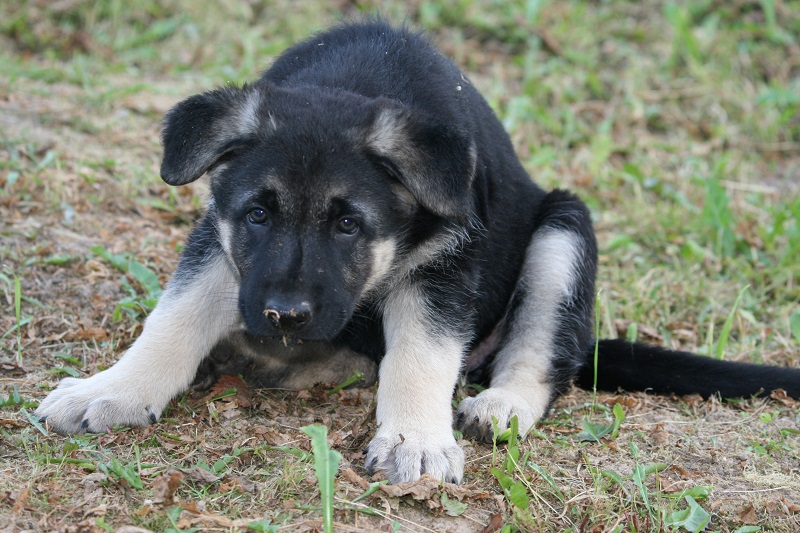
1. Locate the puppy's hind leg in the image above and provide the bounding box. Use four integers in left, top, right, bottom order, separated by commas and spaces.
35, 252, 240, 434
456, 190, 597, 441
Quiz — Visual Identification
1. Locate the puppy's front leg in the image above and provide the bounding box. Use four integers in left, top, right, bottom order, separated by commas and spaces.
35, 254, 239, 434
365, 284, 466, 484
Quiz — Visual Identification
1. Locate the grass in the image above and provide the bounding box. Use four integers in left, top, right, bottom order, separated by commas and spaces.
1, 0, 799, 531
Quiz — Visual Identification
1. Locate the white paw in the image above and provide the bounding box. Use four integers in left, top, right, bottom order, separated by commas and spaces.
364, 426, 464, 484
35, 370, 164, 434
455, 388, 539, 443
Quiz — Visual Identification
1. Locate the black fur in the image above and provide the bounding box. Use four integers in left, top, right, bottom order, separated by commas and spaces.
579, 340, 800, 398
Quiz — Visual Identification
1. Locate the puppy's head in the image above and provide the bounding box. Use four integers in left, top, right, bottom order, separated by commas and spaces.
160, 83, 475, 341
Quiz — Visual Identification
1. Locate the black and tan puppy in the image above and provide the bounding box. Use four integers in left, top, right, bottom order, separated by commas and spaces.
36, 20, 800, 484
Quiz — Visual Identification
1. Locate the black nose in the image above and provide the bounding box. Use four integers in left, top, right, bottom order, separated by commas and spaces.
263, 301, 312, 332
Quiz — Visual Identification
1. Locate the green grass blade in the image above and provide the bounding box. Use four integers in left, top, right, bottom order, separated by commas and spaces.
21, 407, 48, 436
302, 424, 342, 533
715, 285, 749, 360
352, 480, 387, 502
328, 370, 366, 395
790, 309, 800, 343
528, 462, 564, 503
3, 266, 24, 365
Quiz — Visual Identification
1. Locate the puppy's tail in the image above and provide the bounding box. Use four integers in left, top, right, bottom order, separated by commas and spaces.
576, 339, 800, 399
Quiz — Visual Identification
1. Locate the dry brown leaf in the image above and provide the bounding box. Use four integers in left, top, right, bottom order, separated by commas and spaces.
12, 487, 29, 514
770, 389, 797, 407
737, 503, 758, 525
1, 418, 27, 429
603, 395, 639, 410
614, 319, 662, 342
259, 428, 294, 446
669, 464, 691, 478
178, 467, 221, 484
177, 511, 232, 529
379, 474, 488, 502
71, 326, 109, 341
782, 498, 800, 513
380, 474, 440, 500
81, 504, 107, 519
481, 512, 504, 533
151, 470, 184, 506
296, 390, 313, 401
218, 476, 256, 494
649, 423, 670, 446
203, 374, 253, 408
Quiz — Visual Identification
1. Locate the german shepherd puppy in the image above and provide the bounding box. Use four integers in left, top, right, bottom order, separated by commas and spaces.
36, 20, 800, 484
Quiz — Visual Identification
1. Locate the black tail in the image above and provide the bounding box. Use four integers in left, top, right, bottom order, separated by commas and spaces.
576, 339, 800, 399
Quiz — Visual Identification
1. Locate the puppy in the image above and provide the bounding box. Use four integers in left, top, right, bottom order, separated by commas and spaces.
36, 20, 800, 484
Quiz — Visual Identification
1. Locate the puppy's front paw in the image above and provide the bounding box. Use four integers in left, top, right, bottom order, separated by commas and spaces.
364, 427, 464, 484
35, 372, 163, 434
455, 388, 539, 443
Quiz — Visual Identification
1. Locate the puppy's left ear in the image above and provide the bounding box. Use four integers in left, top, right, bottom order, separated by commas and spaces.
160, 84, 264, 186
366, 104, 476, 221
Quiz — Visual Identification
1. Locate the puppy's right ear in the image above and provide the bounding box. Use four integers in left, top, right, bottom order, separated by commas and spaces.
160, 85, 264, 185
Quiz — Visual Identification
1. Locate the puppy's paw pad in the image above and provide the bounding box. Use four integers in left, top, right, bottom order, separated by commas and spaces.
456, 388, 538, 443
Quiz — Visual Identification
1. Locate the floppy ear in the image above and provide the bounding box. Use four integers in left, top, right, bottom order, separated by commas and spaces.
160, 85, 264, 185
365, 103, 476, 221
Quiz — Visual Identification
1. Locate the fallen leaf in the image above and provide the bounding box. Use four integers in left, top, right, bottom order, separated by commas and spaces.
82, 504, 107, 518
199, 374, 253, 408
379, 474, 488, 502
737, 503, 758, 525
71, 326, 109, 341
151, 470, 184, 506
603, 395, 638, 410
178, 467, 221, 484
649, 423, 670, 446
782, 497, 800, 513
219, 476, 256, 494
481, 512, 504, 533
12, 487, 29, 514
381, 475, 440, 500
259, 428, 294, 446
770, 389, 797, 407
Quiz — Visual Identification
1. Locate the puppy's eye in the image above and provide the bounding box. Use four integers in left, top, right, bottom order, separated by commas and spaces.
337, 216, 359, 235
247, 207, 268, 225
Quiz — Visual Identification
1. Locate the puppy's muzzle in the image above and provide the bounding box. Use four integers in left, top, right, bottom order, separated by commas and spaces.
263, 301, 312, 332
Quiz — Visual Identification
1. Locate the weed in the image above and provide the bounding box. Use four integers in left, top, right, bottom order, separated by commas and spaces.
91, 245, 162, 320
47, 352, 82, 377
327, 369, 366, 395
301, 424, 341, 533
1, 265, 24, 364
1, 387, 37, 409
663, 495, 712, 532
99, 452, 144, 490
490, 416, 536, 526
791, 309, 800, 344
578, 403, 626, 443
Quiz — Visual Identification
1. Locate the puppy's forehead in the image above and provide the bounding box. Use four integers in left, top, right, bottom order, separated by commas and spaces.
255, 171, 376, 221
286, 177, 378, 217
